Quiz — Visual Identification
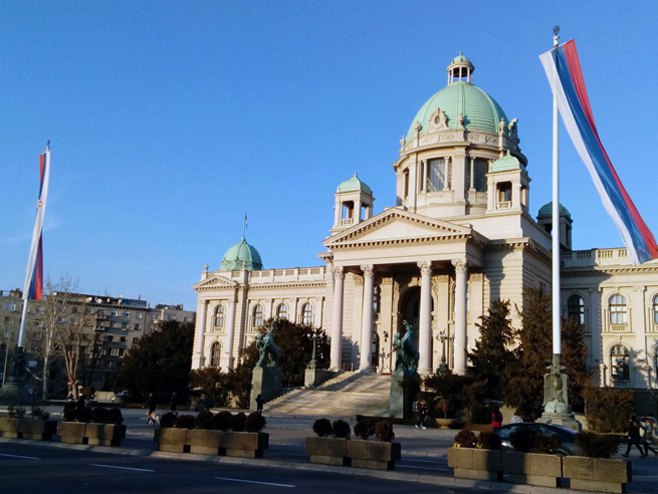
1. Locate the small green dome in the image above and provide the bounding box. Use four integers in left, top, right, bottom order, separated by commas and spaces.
537, 202, 571, 220
490, 151, 524, 172
220, 238, 263, 271
406, 54, 507, 139
337, 173, 373, 195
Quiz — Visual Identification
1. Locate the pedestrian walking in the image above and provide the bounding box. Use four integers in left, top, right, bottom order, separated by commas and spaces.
415, 400, 428, 429
491, 407, 503, 431
641, 419, 658, 457
623, 416, 646, 458
144, 392, 157, 425
255, 393, 264, 414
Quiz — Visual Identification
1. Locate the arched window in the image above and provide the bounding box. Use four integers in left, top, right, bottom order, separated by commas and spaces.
301, 303, 313, 326
567, 294, 586, 327
210, 341, 221, 367
213, 304, 225, 329
276, 303, 288, 320
653, 295, 658, 324
609, 294, 627, 325
610, 344, 629, 382
252, 304, 263, 329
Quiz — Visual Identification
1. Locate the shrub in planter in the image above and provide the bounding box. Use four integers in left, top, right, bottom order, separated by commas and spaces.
63, 403, 77, 422
107, 408, 123, 424
354, 421, 373, 440
453, 427, 477, 448
160, 412, 177, 428
477, 430, 501, 450
91, 407, 109, 424
76, 407, 91, 423
245, 412, 266, 432
374, 421, 394, 442
575, 431, 620, 458
333, 419, 351, 439
196, 410, 214, 430
312, 418, 332, 437
175, 414, 196, 429
231, 412, 246, 432
212, 411, 233, 431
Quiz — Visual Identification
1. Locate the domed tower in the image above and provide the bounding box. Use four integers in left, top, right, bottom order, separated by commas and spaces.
395, 53, 527, 219
331, 173, 374, 234
220, 237, 263, 271
537, 202, 573, 251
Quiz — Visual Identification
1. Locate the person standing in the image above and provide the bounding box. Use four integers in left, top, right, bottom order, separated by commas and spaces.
169, 392, 179, 414
255, 394, 264, 414
415, 400, 428, 430
144, 392, 157, 425
641, 419, 658, 457
623, 416, 646, 458
491, 407, 503, 431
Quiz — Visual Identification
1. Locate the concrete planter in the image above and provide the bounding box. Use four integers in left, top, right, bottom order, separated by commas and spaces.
435, 418, 457, 430
157, 429, 269, 458
447, 447, 502, 481
20, 419, 58, 440
502, 451, 562, 487
0, 417, 23, 438
305, 437, 401, 470
57, 421, 125, 446
562, 456, 632, 493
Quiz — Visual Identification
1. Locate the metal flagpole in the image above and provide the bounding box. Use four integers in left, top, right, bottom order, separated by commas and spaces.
551, 26, 561, 359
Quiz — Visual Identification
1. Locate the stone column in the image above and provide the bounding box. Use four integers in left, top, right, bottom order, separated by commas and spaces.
418, 261, 433, 374
330, 267, 345, 371
225, 290, 238, 369
452, 260, 468, 375
359, 265, 375, 371
192, 299, 208, 369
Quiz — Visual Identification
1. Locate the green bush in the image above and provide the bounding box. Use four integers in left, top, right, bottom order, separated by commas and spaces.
354, 421, 373, 440
107, 408, 123, 424
584, 387, 634, 433
477, 430, 501, 450
453, 428, 477, 448
91, 407, 109, 424
212, 411, 233, 431
333, 419, 351, 439
159, 412, 177, 428
575, 431, 620, 458
196, 410, 214, 429
231, 412, 247, 432
245, 412, 266, 432
174, 414, 196, 429
312, 418, 332, 437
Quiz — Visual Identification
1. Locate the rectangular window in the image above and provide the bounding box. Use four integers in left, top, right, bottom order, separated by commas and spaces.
427, 159, 449, 191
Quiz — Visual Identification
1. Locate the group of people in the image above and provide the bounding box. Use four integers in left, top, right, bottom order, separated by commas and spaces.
144, 391, 180, 425
623, 415, 658, 458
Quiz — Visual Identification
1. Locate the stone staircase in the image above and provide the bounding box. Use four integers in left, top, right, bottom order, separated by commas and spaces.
264, 371, 392, 418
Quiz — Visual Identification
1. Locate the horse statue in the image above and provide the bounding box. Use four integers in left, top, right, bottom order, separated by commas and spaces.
255, 325, 282, 368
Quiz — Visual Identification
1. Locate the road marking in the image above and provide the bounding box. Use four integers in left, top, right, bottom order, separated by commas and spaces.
0, 453, 40, 460
397, 464, 449, 472
214, 476, 295, 488
90, 463, 155, 473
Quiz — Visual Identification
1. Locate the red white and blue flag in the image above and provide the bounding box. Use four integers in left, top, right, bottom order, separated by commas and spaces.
540, 40, 658, 265
23, 147, 50, 301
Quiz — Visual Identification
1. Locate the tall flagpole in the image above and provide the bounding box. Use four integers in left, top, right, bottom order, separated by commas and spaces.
551, 26, 561, 358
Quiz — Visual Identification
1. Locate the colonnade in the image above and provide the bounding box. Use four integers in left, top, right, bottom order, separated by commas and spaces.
329, 260, 469, 375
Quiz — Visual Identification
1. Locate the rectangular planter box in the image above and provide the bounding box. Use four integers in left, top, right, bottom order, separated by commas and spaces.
502, 451, 562, 488
447, 447, 502, 481
347, 439, 401, 470
187, 429, 223, 455
0, 417, 22, 439
58, 421, 87, 444
21, 420, 57, 440
563, 456, 632, 493
157, 428, 190, 453
221, 431, 269, 458
305, 436, 350, 466
85, 423, 126, 446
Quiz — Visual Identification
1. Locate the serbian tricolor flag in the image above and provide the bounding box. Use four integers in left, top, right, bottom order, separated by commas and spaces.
23, 147, 50, 301
540, 40, 658, 265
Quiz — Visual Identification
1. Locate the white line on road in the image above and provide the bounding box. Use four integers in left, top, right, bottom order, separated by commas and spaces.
396, 464, 450, 472
90, 463, 155, 473
0, 453, 40, 460
215, 476, 295, 488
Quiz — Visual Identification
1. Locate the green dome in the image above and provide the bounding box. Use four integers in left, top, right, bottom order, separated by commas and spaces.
337, 173, 373, 195
490, 151, 524, 172
220, 238, 263, 271
450, 53, 473, 67
407, 82, 507, 139
537, 202, 571, 220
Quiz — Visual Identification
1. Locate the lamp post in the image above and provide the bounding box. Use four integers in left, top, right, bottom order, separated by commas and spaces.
435, 330, 452, 375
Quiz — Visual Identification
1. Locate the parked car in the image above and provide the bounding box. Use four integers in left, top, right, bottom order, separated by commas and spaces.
495, 422, 584, 456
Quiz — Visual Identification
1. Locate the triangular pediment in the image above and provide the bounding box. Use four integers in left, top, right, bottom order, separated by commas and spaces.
193, 274, 239, 291
324, 208, 473, 249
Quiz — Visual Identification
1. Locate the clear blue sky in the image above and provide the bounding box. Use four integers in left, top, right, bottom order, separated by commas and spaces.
2, 1, 657, 311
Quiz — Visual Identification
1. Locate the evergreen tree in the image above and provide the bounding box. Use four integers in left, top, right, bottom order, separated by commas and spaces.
467, 299, 515, 402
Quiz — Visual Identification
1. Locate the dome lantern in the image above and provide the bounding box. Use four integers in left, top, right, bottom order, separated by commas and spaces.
447, 52, 474, 85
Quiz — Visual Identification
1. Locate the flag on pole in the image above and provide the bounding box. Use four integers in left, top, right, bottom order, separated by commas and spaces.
23, 147, 50, 301
540, 39, 658, 265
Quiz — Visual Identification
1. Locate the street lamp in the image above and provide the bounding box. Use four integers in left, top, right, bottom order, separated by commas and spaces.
435, 330, 452, 375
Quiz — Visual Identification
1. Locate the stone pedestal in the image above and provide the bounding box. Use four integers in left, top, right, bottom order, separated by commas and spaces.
389, 370, 419, 419
304, 368, 334, 388
250, 366, 283, 410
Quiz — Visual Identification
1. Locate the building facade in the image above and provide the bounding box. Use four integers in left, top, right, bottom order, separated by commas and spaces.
192, 54, 658, 391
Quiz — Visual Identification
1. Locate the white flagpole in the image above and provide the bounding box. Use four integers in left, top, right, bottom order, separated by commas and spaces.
17, 143, 51, 350
551, 27, 561, 357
